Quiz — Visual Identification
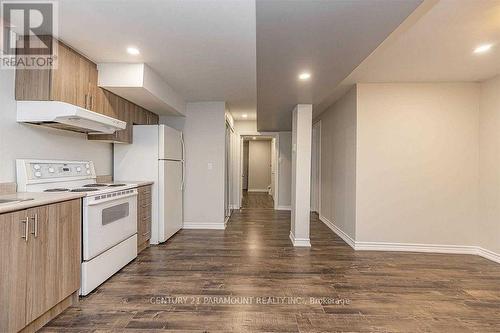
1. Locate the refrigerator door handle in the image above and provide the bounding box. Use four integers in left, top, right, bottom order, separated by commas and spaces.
181, 135, 185, 191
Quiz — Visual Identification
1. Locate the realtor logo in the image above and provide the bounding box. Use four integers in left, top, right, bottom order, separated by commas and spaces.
1, 1, 58, 69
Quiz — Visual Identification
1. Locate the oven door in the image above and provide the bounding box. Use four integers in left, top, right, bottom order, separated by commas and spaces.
82, 189, 138, 261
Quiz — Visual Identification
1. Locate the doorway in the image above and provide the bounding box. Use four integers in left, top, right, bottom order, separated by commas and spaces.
240, 136, 276, 209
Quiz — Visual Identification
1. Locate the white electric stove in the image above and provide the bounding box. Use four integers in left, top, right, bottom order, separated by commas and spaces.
16, 159, 138, 296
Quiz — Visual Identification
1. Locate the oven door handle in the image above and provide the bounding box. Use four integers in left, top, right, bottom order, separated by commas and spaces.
87, 192, 138, 206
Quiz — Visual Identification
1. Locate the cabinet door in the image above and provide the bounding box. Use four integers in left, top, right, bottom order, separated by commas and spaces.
115, 99, 133, 143
76, 57, 98, 110
25, 201, 81, 324
147, 111, 159, 125
54, 200, 81, 298
0, 210, 30, 333
88, 63, 98, 111
50, 42, 79, 105
76, 57, 90, 109
25, 205, 58, 323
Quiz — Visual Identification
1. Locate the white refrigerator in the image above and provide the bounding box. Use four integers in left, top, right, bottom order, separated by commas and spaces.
114, 124, 184, 244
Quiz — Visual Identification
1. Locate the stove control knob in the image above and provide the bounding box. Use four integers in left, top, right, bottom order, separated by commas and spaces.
48, 167, 55, 173
76, 167, 82, 172
86, 163, 90, 169
34, 164, 41, 170
86, 170, 91, 175
35, 171, 42, 177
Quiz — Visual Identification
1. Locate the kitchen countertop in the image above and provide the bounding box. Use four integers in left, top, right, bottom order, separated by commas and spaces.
117, 180, 154, 187
0, 192, 86, 214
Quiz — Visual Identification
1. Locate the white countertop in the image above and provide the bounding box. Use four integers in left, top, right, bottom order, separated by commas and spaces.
0, 192, 85, 214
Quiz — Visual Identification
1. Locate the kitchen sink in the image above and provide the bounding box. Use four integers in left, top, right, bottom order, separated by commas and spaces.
0, 198, 34, 204
0, 199, 21, 204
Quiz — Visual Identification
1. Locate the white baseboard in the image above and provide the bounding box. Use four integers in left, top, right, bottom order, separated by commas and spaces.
276, 205, 291, 211
318, 215, 500, 264
319, 215, 355, 249
289, 231, 311, 247
477, 247, 500, 264
247, 189, 269, 192
183, 222, 226, 230
355, 241, 477, 254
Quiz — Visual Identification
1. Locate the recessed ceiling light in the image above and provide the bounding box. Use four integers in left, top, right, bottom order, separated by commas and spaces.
298, 72, 311, 80
127, 47, 140, 55
242, 114, 248, 118
474, 43, 493, 54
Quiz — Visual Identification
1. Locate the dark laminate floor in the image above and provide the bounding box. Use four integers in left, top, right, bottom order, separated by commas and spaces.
241, 190, 274, 209
42, 210, 500, 332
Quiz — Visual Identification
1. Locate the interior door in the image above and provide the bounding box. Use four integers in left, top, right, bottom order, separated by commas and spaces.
270, 138, 276, 199
242, 141, 249, 190
162, 160, 183, 241
311, 121, 321, 212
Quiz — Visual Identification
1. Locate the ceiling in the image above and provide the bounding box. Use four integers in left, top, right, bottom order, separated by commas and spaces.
50, 0, 495, 131
319, 0, 500, 115
255, 0, 422, 131
56, 0, 256, 120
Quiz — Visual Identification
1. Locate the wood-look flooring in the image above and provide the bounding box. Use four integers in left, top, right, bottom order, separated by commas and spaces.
41, 210, 500, 332
241, 190, 274, 209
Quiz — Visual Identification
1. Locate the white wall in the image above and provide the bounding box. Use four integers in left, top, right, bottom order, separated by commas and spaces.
479, 75, 500, 255
315, 86, 357, 239
0, 69, 112, 183
356, 83, 480, 246
248, 140, 271, 191
161, 102, 226, 229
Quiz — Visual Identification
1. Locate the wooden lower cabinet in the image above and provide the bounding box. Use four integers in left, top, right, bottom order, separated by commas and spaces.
137, 185, 152, 253
0, 199, 81, 333
0, 210, 30, 333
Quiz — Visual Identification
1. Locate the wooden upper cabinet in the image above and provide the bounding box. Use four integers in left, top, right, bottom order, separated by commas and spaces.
75, 56, 98, 110
16, 37, 97, 111
50, 41, 79, 106
15, 36, 160, 144
147, 111, 160, 125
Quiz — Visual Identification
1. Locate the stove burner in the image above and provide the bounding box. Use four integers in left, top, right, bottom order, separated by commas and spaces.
108, 184, 126, 187
70, 188, 99, 192
44, 188, 69, 192
83, 184, 108, 187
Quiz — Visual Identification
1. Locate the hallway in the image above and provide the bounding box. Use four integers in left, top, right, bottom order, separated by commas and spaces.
241, 190, 275, 209
43, 210, 500, 332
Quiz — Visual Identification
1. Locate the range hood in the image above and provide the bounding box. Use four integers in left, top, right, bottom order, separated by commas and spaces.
17, 101, 126, 134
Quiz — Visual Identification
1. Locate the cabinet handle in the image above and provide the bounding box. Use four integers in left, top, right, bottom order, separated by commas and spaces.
90, 95, 94, 109
84, 94, 88, 109
30, 214, 38, 238
21, 217, 29, 242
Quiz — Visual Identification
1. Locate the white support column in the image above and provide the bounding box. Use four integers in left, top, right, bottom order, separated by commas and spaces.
290, 104, 312, 247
